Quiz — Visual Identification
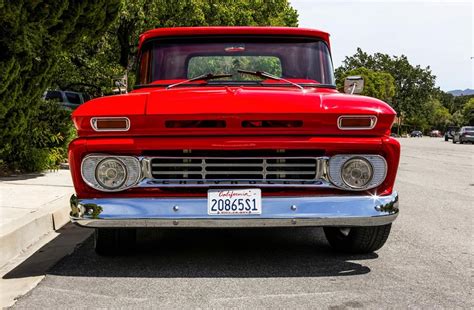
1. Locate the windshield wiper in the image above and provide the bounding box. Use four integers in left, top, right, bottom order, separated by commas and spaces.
236, 69, 304, 90
167, 73, 233, 89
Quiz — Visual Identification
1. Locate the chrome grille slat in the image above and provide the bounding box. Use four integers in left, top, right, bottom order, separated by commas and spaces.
205, 163, 263, 167
149, 155, 322, 185
266, 163, 315, 167
153, 171, 270, 175
151, 163, 202, 167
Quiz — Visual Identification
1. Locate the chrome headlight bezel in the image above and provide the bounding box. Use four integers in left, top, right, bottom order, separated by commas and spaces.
328, 154, 387, 191
81, 154, 141, 192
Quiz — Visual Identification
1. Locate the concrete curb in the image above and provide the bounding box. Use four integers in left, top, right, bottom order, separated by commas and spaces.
0, 194, 71, 269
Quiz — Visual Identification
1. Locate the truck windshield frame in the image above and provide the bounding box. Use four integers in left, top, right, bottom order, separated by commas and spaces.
136, 36, 336, 87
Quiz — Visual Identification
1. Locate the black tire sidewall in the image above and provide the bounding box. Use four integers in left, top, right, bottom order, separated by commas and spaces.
324, 224, 392, 254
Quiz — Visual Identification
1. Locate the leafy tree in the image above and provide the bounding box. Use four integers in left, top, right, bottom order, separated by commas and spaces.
461, 98, 474, 126
50, 0, 299, 98
335, 48, 436, 120
0, 0, 120, 172
50, 38, 123, 96
436, 90, 456, 114
436, 90, 474, 115
452, 110, 465, 127
49, 0, 299, 98
426, 99, 452, 130
115, 0, 299, 68
336, 67, 395, 103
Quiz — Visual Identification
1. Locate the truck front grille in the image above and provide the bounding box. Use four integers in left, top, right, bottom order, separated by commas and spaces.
147, 152, 325, 187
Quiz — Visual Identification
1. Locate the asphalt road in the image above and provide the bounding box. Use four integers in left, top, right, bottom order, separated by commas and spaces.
9, 138, 473, 308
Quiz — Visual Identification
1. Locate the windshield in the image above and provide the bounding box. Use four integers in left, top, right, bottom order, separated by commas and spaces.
138, 37, 335, 86
463, 127, 474, 133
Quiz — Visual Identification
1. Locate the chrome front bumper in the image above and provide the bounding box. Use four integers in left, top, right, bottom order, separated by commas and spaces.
70, 192, 398, 228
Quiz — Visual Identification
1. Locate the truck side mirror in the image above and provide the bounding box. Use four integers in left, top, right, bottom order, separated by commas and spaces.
344, 76, 364, 94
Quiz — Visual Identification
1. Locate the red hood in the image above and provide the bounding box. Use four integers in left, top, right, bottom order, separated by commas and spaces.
72, 86, 396, 137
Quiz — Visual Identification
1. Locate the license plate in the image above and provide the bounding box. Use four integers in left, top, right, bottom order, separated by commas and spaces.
207, 189, 262, 215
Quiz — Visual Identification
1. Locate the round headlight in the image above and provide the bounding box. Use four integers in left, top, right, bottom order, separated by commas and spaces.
95, 158, 127, 190
341, 157, 373, 189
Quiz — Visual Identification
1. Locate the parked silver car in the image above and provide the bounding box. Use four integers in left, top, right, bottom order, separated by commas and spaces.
452, 126, 474, 144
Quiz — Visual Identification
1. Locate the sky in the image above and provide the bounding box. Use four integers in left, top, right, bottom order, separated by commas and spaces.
290, 0, 473, 91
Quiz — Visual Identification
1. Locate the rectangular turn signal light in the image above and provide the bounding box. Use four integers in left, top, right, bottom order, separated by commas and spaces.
338, 116, 377, 130
91, 117, 130, 131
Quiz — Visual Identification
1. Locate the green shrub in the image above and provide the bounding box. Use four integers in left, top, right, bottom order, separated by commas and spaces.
1, 99, 76, 173
0, 0, 120, 175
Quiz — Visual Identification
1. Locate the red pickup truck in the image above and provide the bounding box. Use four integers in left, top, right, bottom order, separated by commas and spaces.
69, 27, 400, 255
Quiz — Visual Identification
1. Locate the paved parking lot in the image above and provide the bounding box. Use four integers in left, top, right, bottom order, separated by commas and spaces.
8, 138, 473, 308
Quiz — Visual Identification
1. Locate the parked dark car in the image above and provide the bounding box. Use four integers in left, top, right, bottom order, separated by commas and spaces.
410, 130, 423, 137
444, 126, 459, 141
452, 126, 474, 144
44, 90, 90, 110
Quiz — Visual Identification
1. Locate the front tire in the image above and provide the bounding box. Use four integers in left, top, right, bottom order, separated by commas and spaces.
323, 224, 392, 254
94, 228, 136, 256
